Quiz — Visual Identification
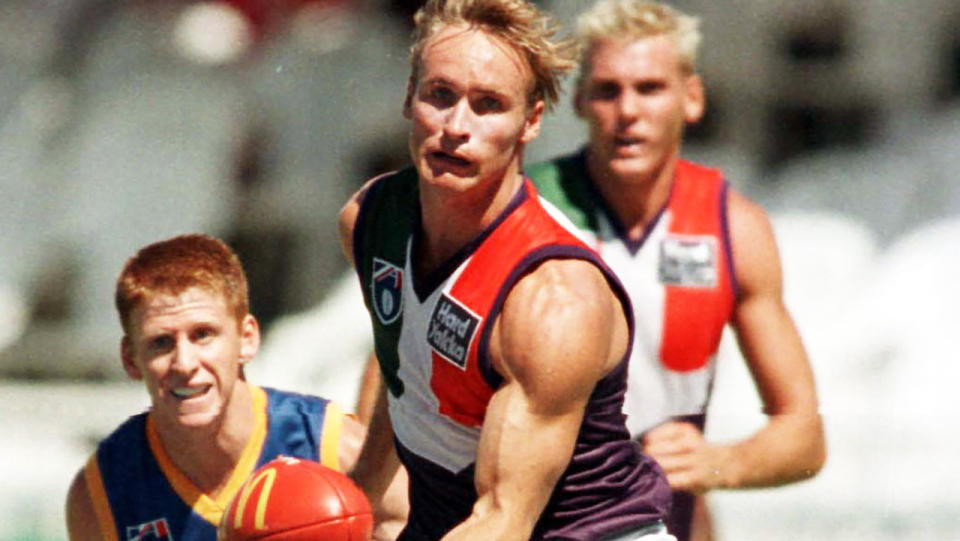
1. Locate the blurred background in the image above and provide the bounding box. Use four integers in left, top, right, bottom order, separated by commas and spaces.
0, 0, 958, 539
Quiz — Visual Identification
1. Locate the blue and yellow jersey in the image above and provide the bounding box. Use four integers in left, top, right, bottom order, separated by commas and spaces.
82, 385, 345, 541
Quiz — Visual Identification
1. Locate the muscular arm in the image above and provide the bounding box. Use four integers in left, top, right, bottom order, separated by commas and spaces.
644, 191, 826, 493
65, 468, 103, 541
442, 259, 630, 540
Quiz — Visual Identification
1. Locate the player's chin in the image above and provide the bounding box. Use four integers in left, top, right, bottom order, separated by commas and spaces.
171, 398, 224, 428
174, 410, 223, 430
608, 159, 652, 181
422, 170, 482, 193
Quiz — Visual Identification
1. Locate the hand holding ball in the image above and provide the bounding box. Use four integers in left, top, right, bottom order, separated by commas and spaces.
219, 456, 373, 540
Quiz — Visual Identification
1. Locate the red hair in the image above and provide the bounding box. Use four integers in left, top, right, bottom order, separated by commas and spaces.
115, 234, 249, 335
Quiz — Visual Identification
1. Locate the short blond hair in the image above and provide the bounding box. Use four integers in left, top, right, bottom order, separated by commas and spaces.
408, 0, 576, 110
576, 0, 701, 77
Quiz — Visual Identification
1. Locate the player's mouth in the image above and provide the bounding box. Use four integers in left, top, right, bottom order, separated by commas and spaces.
171, 385, 211, 400
427, 150, 473, 172
613, 135, 645, 152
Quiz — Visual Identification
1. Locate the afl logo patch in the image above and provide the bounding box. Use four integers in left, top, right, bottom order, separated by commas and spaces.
428, 293, 481, 370
659, 236, 717, 288
372, 258, 403, 324
126, 518, 172, 540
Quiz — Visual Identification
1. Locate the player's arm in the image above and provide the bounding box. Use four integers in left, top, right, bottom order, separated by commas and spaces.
721, 191, 825, 487
339, 407, 409, 541
355, 352, 382, 426
442, 259, 630, 540
348, 376, 405, 524
644, 190, 826, 492
339, 179, 409, 539
65, 467, 104, 540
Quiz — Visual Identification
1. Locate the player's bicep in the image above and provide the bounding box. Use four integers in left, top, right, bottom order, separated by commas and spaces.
727, 191, 817, 414
727, 190, 783, 299
494, 259, 626, 412
468, 260, 627, 533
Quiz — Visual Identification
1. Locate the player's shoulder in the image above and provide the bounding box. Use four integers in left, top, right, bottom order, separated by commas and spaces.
263, 384, 326, 403
65, 460, 102, 539
344, 166, 418, 222
726, 187, 774, 238
66, 462, 91, 508
97, 412, 148, 452
503, 257, 619, 331
339, 167, 418, 263
495, 257, 627, 395
723, 185, 783, 293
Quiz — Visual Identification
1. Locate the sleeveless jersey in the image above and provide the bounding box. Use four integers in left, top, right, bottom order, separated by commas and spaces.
353, 167, 671, 541
83, 385, 344, 541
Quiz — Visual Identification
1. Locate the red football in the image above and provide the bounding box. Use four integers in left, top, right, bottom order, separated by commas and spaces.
219, 456, 373, 540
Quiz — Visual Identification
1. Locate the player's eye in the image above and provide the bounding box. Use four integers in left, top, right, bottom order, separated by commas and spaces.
636, 81, 666, 94
588, 82, 620, 101
425, 85, 457, 108
192, 326, 217, 343
147, 335, 174, 353
473, 95, 504, 114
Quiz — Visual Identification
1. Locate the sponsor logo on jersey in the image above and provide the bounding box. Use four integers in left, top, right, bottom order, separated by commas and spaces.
126, 518, 172, 541
372, 258, 404, 324
427, 293, 481, 370
659, 235, 717, 288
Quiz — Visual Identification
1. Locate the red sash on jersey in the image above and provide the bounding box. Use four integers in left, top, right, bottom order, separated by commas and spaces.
659, 160, 736, 372
430, 180, 599, 426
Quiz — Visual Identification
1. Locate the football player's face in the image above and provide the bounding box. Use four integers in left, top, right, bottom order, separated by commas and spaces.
122, 287, 258, 431
405, 25, 543, 194
577, 35, 703, 184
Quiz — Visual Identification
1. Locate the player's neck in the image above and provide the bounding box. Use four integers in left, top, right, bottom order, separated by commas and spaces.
155, 381, 255, 495
416, 168, 524, 275
588, 155, 677, 241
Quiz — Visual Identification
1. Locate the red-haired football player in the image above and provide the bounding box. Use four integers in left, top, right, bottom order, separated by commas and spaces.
65, 234, 407, 540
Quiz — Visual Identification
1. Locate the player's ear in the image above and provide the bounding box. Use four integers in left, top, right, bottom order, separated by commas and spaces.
520, 99, 545, 144
121, 336, 142, 380
238, 314, 260, 365
683, 73, 705, 124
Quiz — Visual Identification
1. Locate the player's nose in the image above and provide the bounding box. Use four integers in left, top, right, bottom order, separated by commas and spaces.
170, 337, 200, 373
616, 91, 641, 120
442, 99, 472, 142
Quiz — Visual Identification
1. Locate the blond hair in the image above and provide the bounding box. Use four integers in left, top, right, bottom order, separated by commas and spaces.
576, 0, 701, 77
408, 0, 576, 110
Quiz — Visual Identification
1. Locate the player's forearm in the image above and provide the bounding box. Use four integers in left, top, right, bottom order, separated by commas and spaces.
349, 387, 400, 504
350, 443, 399, 502
373, 461, 409, 540
442, 412, 572, 540
718, 411, 825, 489
441, 493, 541, 541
